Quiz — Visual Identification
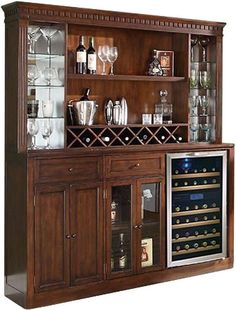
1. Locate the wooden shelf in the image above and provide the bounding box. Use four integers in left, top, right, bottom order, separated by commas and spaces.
67, 73, 185, 82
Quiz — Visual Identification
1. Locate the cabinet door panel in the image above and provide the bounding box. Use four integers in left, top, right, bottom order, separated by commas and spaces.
35, 184, 69, 292
70, 183, 103, 285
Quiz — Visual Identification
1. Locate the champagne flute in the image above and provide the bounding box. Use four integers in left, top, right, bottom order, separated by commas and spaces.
28, 64, 39, 85
107, 47, 118, 75
41, 119, 53, 149
28, 26, 41, 54
40, 27, 58, 54
27, 119, 39, 149
199, 37, 210, 62
98, 45, 109, 75
199, 95, 209, 116
191, 37, 198, 62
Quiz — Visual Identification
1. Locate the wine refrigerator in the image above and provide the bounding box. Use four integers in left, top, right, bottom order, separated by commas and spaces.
166, 151, 227, 267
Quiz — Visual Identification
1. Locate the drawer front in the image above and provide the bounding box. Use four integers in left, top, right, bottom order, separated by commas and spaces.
36, 157, 101, 182
105, 153, 164, 178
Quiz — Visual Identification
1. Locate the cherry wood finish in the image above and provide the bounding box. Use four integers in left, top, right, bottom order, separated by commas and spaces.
2, 2, 234, 309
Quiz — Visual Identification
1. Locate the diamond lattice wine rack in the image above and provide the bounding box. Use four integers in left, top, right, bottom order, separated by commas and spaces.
66, 124, 188, 148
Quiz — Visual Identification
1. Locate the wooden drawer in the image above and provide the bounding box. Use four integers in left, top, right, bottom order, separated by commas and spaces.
105, 153, 164, 178
35, 156, 101, 182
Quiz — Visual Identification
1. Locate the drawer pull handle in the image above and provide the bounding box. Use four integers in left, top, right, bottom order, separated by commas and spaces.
68, 168, 73, 172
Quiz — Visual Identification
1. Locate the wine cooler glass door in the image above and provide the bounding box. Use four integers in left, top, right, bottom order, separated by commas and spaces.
166, 151, 227, 268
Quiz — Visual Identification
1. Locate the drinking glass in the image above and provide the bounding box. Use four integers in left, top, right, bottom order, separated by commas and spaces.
200, 121, 211, 142
98, 45, 109, 75
58, 67, 64, 85
43, 67, 58, 85
199, 37, 210, 62
199, 95, 209, 116
42, 100, 54, 117
190, 116, 199, 143
40, 27, 58, 54
189, 96, 199, 116
41, 119, 53, 149
199, 71, 211, 89
28, 64, 39, 85
28, 26, 41, 54
27, 119, 39, 149
107, 47, 118, 75
191, 37, 198, 62
190, 69, 199, 88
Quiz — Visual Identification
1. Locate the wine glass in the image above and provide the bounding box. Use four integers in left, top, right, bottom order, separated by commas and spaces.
199, 95, 209, 116
191, 37, 198, 62
190, 116, 199, 143
58, 67, 64, 85
98, 45, 109, 75
199, 37, 210, 62
28, 26, 41, 54
28, 64, 39, 85
199, 71, 211, 89
41, 119, 53, 149
40, 27, 58, 54
189, 96, 199, 116
27, 119, 39, 149
200, 122, 211, 142
107, 47, 118, 75
190, 69, 199, 88
43, 67, 58, 85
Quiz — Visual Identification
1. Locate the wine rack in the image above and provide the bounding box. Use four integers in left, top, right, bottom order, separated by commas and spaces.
167, 151, 227, 267
66, 124, 188, 148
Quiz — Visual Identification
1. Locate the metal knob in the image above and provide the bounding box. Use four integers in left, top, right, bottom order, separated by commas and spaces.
135, 163, 140, 168
138, 224, 143, 229
65, 235, 71, 239
133, 225, 139, 229
71, 233, 77, 239
68, 168, 73, 172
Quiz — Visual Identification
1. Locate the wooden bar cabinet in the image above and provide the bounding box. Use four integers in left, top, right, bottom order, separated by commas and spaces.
2, 2, 234, 308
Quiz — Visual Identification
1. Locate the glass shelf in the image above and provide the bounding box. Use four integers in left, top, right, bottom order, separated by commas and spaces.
27, 116, 64, 119
28, 53, 65, 61
28, 84, 64, 88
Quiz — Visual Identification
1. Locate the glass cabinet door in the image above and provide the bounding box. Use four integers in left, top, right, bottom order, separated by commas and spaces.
137, 178, 165, 271
108, 182, 134, 277
27, 23, 65, 150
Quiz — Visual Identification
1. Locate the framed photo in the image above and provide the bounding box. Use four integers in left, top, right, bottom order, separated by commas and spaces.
155, 50, 174, 76
141, 238, 153, 267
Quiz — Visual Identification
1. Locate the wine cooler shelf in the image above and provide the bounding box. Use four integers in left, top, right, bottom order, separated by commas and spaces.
66, 124, 188, 148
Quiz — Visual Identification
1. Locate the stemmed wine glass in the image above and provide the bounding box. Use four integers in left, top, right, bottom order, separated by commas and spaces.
199, 95, 209, 115
40, 27, 58, 54
43, 67, 58, 85
41, 119, 53, 149
191, 37, 198, 62
189, 96, 199, 116
28, 26, 41, 54
28, 64, 39, 85
190, 69, 199, 88
190, 116, 199, 143
199, 71, 211, 89
98, 45, 109, 75
107, 47, 118, 75
199, 37, 210, 62
200, 121, 211, 142
27, 119, 39, 149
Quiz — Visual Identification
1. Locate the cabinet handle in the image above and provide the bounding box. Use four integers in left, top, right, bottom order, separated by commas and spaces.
138, 224, 143, 229
134, 163, 140, 168
68, 168, 73, 172
133, 225, 139, 229
71, 233, 77, 239
65, 234, 71, 239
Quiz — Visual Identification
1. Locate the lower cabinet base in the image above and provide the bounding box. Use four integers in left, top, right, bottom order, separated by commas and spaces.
5, 258, 233, 309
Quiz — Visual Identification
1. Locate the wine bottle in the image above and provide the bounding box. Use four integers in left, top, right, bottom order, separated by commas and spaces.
80, 88, 90, 101
76, 35, 86, 74
118, 233, 127, 269
87, 37, 96, 74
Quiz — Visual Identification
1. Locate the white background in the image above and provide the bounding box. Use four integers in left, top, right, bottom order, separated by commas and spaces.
0, 0, 235, 309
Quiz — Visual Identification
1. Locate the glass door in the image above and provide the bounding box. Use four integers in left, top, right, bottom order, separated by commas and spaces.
27, 23, 65, 150
107, 181, 135, 278
137, 178, 165, 272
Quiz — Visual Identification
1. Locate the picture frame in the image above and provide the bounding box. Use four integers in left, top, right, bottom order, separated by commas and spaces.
155, 50, 174, 76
